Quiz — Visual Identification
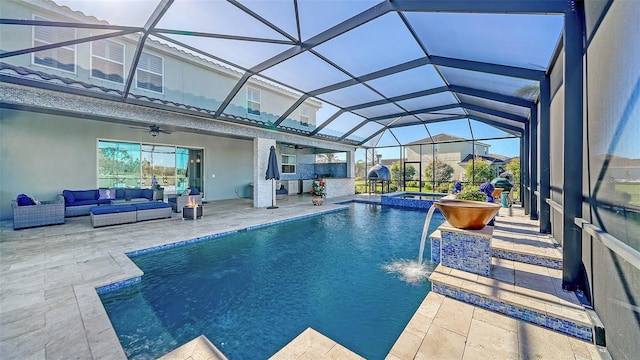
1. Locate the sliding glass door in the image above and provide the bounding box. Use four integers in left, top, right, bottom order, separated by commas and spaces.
98, 140, 203, 196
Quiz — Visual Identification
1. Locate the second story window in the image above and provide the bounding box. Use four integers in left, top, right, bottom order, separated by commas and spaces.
32, 16, 76, 73
247, 87, 261, 116
136, 52, 163, 93
91, 39, 124, 83
300, 105, 310, 126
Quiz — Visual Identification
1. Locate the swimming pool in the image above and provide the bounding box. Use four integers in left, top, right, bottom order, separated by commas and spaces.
99, 203, 445, 359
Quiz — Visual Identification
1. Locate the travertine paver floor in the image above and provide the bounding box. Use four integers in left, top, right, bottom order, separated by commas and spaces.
491, 209, 563, 261
159, 335, 227, 360
269, 328, 364, 360
387, 292, 603, 360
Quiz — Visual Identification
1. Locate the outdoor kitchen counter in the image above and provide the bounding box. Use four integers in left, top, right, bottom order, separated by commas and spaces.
322, 178, 355, 198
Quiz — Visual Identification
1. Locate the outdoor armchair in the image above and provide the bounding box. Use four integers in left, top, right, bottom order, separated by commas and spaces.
12, 194, 65, 230
167, 193, 202, 213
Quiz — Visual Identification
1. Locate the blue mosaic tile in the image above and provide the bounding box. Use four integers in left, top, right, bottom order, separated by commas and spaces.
432, 283, 593, 342
335, 199, 381, 205
440, 229, 492, 276
492, 248, 562, 269
380, 192, 444, 210
96, 276, 141, 295
431, 237, 441, 263
126, 207, 349, 258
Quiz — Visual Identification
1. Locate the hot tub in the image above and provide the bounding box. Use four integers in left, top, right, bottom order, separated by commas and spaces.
381, 192, 446, 210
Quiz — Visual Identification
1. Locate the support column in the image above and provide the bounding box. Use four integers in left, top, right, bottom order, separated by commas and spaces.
253, 138, 277, 208
539, 76, 552, 233
562, 2, 585, 290
530, 106, 539, 220
522, 128, 530, 214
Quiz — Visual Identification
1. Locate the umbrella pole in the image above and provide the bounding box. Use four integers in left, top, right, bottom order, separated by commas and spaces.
268, 178, 278, 209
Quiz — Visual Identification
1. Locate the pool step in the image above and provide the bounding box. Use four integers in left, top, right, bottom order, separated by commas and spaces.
491, 217, 563, 269
429, 260, 594, 342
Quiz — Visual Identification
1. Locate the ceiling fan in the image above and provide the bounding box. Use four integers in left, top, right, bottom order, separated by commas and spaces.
131, 124, 172, 137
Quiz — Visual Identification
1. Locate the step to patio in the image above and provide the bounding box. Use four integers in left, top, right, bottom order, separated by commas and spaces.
491, 216, 563, 269
428, 259, 593, 342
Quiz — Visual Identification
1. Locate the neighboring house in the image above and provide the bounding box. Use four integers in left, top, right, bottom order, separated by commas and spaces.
459, 153, 510, 179
405, 133, 502, 182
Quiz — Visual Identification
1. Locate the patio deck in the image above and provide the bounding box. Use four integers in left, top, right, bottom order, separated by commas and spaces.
0, 195, 604, 359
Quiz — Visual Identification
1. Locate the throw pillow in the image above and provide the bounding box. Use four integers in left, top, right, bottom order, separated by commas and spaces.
181, 188, 191, 196
142, 189, 154, 200
16, 194, 35, 206
62, 190, 75, 203
98, 188, 116, 200
190, 188, 200, 195
27, 194, 41, 205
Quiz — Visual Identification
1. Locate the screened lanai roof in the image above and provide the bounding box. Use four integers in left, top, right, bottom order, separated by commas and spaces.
0, 0, 567, 148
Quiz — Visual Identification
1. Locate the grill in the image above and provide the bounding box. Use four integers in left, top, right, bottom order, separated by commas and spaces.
367, 164, 391, 181
367, 164, 391, 194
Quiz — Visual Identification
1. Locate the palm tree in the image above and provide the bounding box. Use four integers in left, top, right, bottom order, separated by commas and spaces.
318, 153, 340, 163
515, 84, 540, 100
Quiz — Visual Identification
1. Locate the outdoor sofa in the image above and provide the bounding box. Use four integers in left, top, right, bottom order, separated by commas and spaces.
11, 194, 65, 230
61, 188, 155, 217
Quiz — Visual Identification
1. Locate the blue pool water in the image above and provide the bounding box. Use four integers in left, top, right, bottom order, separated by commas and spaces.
100, 203, 444, 359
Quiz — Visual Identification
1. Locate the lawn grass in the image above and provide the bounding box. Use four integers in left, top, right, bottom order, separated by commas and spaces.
615, 183, 640, 207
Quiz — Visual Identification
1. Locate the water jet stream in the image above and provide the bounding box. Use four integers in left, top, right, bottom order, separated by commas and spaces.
383, 204, 438, 284
418, 204, 437, 264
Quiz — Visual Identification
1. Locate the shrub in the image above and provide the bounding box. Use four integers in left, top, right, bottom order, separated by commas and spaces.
437, 183, 450, 193
456, 188, 487, 202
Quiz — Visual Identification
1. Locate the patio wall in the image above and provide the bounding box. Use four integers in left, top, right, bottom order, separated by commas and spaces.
0, 108, 254, 220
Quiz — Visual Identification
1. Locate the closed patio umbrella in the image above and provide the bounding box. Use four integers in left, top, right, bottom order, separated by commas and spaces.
265, 145, 280, 209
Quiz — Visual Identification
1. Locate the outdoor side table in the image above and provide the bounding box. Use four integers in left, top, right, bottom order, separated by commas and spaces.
183, 206, 203, 220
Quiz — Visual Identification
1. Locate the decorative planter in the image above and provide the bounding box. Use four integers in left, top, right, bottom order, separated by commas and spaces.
434, 199, 500, 230
312, 196, 324, 206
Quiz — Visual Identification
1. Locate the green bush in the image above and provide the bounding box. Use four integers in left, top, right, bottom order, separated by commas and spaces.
456, 188, 487, 202
436, 183, 450, 193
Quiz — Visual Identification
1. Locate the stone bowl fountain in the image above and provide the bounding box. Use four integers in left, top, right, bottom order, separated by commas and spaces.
434, 199, 501, 230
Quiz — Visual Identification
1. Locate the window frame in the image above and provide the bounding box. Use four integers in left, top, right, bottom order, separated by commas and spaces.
281, 154, 296, 174
247, 87, 261, 117
300, 105, 310, 126
90, 38, 125, 84
135, 51, 164, 94
31, 15, 77, 74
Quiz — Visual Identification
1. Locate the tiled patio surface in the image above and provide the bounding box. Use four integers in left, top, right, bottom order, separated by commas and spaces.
0, 196, 603, 359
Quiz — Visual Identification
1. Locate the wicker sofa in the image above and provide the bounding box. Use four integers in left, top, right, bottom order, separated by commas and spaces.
62, 188, 154, 217
12, 194, 65, 230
